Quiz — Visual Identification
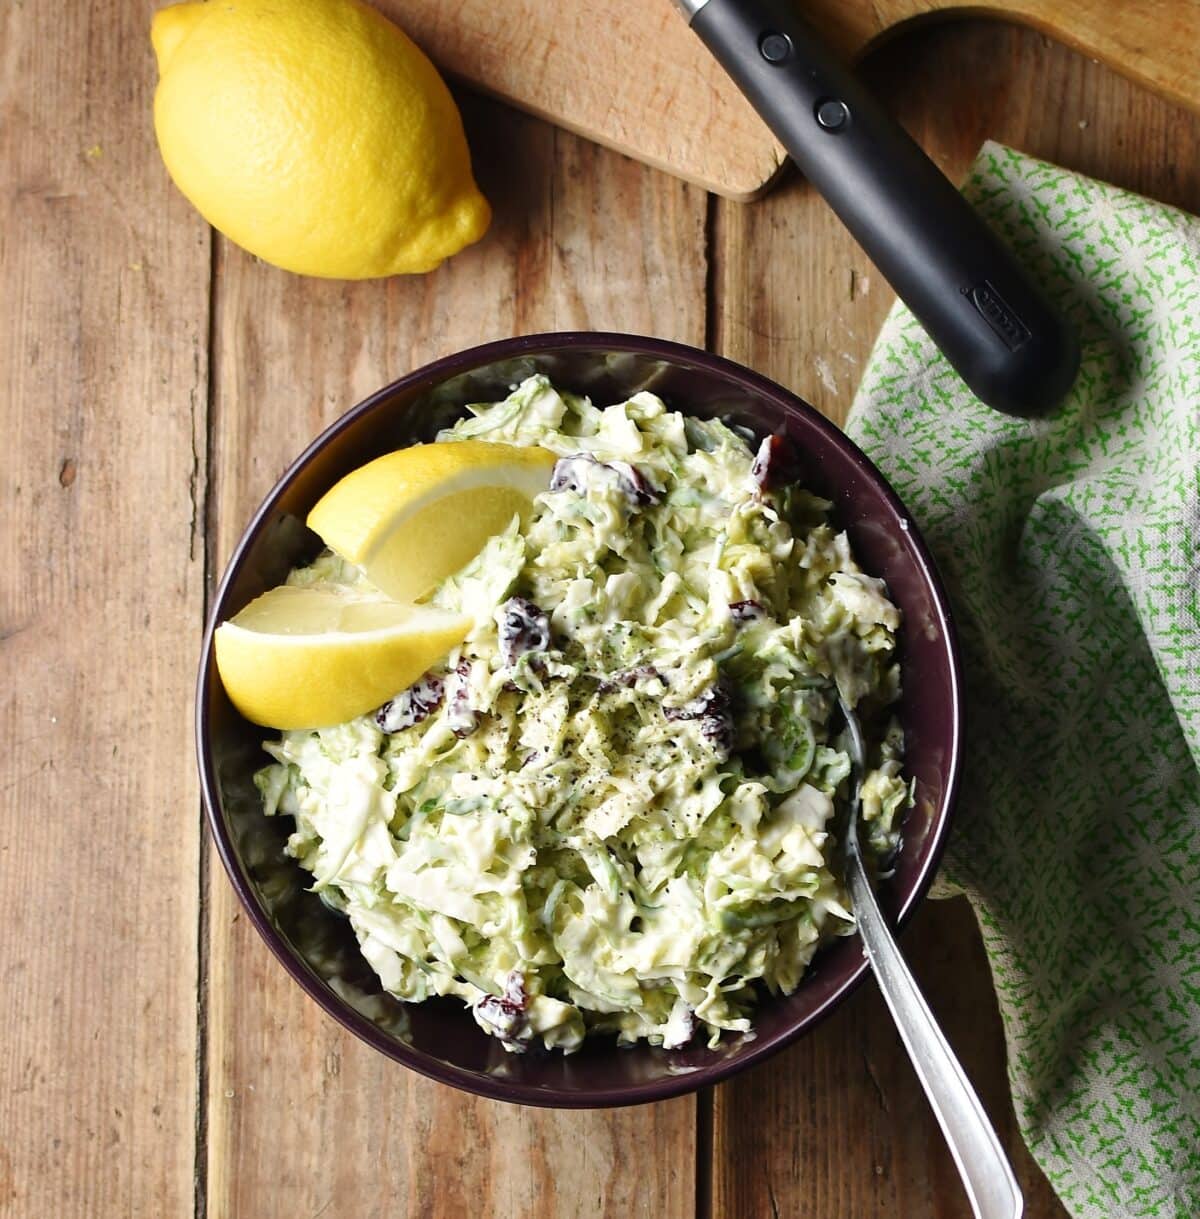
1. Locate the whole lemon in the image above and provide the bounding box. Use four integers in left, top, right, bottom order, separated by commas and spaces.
151, 0, 490, 278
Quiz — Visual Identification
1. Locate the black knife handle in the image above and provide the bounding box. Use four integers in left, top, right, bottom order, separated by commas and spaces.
684, 0, 1079, 417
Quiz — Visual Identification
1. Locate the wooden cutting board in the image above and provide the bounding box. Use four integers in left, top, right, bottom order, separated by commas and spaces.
381, 0, 1200, 199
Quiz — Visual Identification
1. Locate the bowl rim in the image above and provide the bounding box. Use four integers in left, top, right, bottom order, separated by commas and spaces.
196, 330, 963, 1108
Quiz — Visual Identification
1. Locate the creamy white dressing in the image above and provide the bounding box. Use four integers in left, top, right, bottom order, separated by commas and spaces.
257, 376, 910, 1053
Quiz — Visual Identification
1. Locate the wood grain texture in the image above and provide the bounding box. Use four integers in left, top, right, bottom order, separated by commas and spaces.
5, 6, 1199, 1218
203, 95, 706, 1219
384, 0, 1200, 199
710, 17, 1200, 1217
712, 899, 1066, 1217
383, 0, 786, 203
0, 0, 208, 1215
811, 0, 1200, 114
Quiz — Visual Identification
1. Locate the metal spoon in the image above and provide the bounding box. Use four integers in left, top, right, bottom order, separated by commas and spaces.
838, 695, 1023, 1219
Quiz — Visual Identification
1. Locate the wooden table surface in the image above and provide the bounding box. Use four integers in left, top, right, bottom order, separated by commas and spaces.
5, 6, 1199, 1216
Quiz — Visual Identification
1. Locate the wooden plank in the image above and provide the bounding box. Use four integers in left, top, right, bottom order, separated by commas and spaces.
709, 17, 1200, 1216
381, 0, 785, 202
711, 899, 1066, 1217
0, 1, 209, 1215
375, 0, 1200, 200
203, 94, 706, 1219
810, 0, 1200, 116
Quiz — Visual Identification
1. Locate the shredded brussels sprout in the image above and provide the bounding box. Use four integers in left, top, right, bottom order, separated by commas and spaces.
257, 376, 910, 1052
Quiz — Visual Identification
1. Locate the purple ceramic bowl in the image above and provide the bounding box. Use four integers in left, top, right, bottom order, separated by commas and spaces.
196, 332, 961, 1108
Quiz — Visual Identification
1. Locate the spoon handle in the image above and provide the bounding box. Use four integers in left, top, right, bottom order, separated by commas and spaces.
846, 851, 1023, 1219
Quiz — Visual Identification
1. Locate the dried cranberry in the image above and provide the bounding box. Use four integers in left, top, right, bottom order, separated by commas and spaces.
375, 672, 444, 733
664, 682, 734, 760
610, 460, 660, 507
729, 599, 766, 625
663, 683, 727, 723
750, 434, 800, 492
503, 970, 527, 1006
701, 714, 735, 760
498, 596, 551, 668
597, 664, 664, 693
474, 970, 530, 1047
549, 455, 579, 490
549, 454, 659, 509
445, 660, 480, 738
549, 454, 599, 495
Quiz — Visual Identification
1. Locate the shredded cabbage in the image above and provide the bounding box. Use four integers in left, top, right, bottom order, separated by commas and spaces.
256, 376, 910, 1052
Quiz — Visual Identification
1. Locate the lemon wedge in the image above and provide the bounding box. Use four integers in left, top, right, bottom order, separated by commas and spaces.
214, 585, 469, 729
307, 441, 557, 602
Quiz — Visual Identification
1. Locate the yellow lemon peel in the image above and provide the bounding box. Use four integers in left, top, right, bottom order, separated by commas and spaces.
307, 441, 557, 603
151, 0, 490, 278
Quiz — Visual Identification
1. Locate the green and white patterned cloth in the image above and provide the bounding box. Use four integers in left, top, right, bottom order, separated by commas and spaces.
847, 142, 1199, 1219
